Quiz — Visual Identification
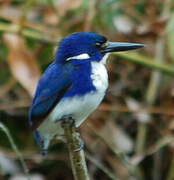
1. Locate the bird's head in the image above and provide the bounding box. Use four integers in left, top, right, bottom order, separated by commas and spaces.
55, 32, 144, 64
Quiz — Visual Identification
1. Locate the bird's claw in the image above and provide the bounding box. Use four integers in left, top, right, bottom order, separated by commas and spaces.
61, 116, 75, 128
41, 148, 48, 156
40, 140, 49, 156
61, 116, 84, 151
74, 137, 84, 152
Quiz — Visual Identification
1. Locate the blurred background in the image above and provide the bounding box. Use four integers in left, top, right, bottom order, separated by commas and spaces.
0, 0, 174, 179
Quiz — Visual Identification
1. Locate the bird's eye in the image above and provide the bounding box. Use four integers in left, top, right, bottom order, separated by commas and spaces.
95, 42, 102, 48
95, 41, 108, 49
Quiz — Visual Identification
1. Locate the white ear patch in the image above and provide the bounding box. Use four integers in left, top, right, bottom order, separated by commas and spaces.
66, 53, 90, 61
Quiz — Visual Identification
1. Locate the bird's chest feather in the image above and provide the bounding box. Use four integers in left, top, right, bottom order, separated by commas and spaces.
38, 61, 108, 137
51, 61, 108, 121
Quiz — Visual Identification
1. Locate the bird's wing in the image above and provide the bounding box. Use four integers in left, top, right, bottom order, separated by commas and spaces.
29, 62, 73, 130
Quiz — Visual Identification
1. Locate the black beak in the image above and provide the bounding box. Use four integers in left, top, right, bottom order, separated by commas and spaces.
101, 42, 144, 53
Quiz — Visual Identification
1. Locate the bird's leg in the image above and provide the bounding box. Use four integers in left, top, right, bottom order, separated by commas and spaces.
40, 137, 50, 156
61, 115, 75, 126
40, 140, 48, 156
61, 117, 84, 152
33, 131, 48, 156
41, 147, 48, 156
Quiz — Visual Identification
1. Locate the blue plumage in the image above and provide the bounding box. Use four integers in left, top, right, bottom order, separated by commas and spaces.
29, 32, 144, 153
29, 62, 73, 129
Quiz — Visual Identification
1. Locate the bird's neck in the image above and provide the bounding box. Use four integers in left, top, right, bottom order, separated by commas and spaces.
64, 60, 108, 98
69, 61, 96, 96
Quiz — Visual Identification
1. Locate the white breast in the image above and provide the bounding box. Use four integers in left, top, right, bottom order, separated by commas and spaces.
38, 60, 109, 141
91, 61, 108, 92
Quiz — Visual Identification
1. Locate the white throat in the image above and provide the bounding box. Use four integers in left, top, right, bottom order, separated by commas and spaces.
91, 61, 108, 92
101, 53, 110, 64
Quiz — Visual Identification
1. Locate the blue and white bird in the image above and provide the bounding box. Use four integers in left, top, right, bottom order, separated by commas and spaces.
29, 32, 143, 153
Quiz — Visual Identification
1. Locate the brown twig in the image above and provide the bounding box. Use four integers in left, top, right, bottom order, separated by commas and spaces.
62, 119, 90, 180
0, 122, 31, 180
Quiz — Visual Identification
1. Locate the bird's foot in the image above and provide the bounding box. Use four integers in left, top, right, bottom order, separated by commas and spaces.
61, 116, 75, 128
40, 139, 49, 156
60, 116, 84, 152
41, 148, 48, 156
74, 137, 84, 152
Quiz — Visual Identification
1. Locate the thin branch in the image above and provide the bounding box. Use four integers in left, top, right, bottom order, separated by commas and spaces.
115, 52, 174, 76
62, 119, 90, 180
0, 22, 57, 43
131, 136, 174, 166
0, 122, 31, 180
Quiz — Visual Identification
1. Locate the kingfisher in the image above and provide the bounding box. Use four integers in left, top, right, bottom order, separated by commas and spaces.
29, 32, 144, 154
